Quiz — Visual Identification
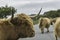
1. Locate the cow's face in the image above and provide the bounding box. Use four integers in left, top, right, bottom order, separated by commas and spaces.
10, 16, 35, 38
17, 18, 35, 38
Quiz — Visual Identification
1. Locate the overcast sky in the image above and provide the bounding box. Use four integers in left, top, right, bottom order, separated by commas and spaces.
0, 0, 60, 15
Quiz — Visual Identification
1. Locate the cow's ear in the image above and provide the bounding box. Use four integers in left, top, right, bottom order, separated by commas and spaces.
10, 17, 18, 25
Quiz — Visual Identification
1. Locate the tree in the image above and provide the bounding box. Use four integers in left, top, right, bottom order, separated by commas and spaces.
43, 9, 60, 18
0, 8, 3, 18
0, 5, 17, 18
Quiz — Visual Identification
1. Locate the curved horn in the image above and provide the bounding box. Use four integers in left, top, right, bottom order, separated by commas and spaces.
37, 8, 42, 16
11, 7, 14, 20
35, 8, 42, 19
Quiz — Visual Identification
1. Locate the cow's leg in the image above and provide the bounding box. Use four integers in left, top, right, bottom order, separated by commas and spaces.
55, 35, 58, 40
41, 28, 44, 34
47, 28, 49, 33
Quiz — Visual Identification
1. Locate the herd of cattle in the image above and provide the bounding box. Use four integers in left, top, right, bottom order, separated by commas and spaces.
39, 17, 60, 40
0, 13, 60, 40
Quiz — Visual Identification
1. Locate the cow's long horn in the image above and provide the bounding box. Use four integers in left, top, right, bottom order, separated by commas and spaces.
37, 8, 42, 16
11, 7, 14, 20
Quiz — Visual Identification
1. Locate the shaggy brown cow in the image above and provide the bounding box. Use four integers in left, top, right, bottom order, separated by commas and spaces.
50, 18, 57, 25
0, 13, 35, 40
39, 17, 51, 34
54, 17, 60, 40
50, 17, 60, 25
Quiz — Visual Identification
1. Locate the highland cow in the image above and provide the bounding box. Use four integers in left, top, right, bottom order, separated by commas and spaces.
50, 18, 57, 25
54, 17, 60, 40
0, 13, 35, 40
39, 17, 51, 34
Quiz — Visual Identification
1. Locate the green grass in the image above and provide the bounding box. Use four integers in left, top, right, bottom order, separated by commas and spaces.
33, 20, 39, 25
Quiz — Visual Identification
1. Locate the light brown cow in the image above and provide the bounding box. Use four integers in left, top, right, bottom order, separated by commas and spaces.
39, 17, 51, 34
54, 17, 60, 40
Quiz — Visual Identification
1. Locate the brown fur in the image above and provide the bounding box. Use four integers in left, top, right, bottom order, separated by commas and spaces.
50, 18, 57, 25
54, 17, 60, 40
39, 17, 50, 33
50, 17, 60, 25
0, 13, 35, 40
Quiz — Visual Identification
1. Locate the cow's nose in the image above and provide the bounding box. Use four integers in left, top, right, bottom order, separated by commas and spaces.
30, 32, 35, 37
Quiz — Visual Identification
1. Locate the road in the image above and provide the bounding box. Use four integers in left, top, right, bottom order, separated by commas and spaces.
18, 24, 60, 40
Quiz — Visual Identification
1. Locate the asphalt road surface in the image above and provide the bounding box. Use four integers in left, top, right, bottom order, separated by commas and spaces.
18, 24, 60, 40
